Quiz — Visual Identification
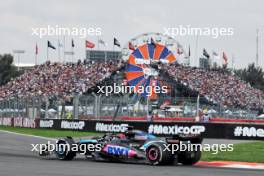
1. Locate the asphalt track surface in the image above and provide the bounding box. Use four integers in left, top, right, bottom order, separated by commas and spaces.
0, 131, 263, 176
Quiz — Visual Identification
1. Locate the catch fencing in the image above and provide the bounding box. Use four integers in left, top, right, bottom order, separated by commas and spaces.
0, 95, 261, 121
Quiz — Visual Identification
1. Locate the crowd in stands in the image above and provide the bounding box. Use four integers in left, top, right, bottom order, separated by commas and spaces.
0, 60, 122, 100
0, 59, 263, 109
164, 64, 264, 109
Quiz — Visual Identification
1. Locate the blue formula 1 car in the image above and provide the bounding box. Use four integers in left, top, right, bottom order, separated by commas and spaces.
39, 127, 203, 165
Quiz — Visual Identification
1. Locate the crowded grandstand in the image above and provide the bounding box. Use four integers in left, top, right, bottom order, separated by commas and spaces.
0, 59, 263, 120
0, 60, 123, 99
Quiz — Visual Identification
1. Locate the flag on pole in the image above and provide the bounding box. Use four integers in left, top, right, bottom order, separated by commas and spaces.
35, 43, 38, 65
223, 52, 228, 64
128, 42, 135, 51
177, 43, 183, 55
35, 43, 38, 55
98, 39, 107, 46
177, 47, 183, 55
150, 38, 155, 45
212, 51, 220, 60
211, 51, 220, 67
150, 38, 156, 49
71, 39, 75, 47
48, 41, 56, 50
85, 40, 95, 48
203, 48, 210, 59
114, 38, 121, 47
188, 45, 191, 57
57, 39, 63, 63
212, 51, 218, 57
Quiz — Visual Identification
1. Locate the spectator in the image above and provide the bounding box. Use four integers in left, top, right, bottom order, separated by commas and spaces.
0, 60, 123, 100
163, 64, 264, 109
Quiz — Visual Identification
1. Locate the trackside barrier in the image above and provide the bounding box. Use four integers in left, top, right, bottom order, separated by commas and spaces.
0, 117, 39, 128
38, 119, 264, 140
0, 118, 263, 140
0, 117, 13, 126
13, 117, 39, 128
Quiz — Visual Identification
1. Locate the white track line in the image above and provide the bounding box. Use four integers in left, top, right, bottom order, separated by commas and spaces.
0, 130, 56, 141
222, 164, 264, 170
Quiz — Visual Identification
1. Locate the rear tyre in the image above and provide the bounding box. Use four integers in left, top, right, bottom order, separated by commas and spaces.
146, 143, 174, 165
178, 150, 201, 165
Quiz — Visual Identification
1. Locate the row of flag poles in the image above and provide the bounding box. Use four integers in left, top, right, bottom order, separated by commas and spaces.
34, 37, 229, 67
35, 37, 124, 64
202, 48, 229, 65
175, 44, 229, 66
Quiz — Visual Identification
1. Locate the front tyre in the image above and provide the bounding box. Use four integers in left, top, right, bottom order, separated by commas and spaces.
56, 139, 76, 160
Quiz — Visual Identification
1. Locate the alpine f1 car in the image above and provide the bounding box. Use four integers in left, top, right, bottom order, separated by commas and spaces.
39, 127, 203, 165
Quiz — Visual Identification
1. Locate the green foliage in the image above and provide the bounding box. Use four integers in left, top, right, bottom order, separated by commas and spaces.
235, 63, 264, 91
202, 141, 264, 163
0, 126, 100, 137
0, 54, 21, 86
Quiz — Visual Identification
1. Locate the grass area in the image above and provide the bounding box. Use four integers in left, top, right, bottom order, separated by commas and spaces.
0, 126, 99, 138
201, 141, 264, 163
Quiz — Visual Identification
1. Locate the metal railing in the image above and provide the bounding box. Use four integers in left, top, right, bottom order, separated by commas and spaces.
0, 95, 260, 120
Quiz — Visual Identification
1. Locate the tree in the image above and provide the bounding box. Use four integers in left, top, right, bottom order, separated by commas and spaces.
235, 63, 264, 91
0, 54, 21, 86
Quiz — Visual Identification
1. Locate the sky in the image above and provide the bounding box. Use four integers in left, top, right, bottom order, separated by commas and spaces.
0, 0, 263, 69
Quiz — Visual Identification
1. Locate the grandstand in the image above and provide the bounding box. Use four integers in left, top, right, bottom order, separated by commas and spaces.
0, 59, 263, 121
0, 60, 124, 100
164, 64, 264, 109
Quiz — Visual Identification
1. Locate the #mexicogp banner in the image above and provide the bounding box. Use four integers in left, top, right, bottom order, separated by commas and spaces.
38, 119, 264, 140
1, 117, 263, 140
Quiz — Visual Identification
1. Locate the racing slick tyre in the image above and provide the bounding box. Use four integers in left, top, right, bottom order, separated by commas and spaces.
146, 143, 174, 165
178, 150, 201, 165
55, 137, 76, 160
